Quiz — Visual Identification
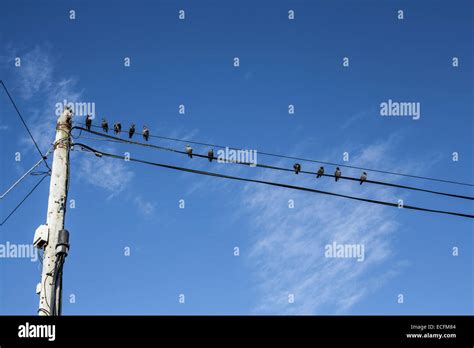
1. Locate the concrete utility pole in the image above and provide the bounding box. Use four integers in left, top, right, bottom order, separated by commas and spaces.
36, 107, 72, 316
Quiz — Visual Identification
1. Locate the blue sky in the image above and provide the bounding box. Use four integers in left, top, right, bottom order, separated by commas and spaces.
0, 0, 472, 315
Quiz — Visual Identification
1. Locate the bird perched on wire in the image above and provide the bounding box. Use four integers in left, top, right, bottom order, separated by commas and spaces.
113, 122, 122, 135
359, 171, 367, 185
85, 115, 92, 131
316, 166, 324, 178
128, 124, 135, 139
142, 126, 149, 141
185, 145, 193, 158
208, 149, 214, 162
293, 163, 301, 174
334, 167, 341, 182
101, 118, 108, 133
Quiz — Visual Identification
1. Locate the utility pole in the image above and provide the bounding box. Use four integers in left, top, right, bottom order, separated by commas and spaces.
36, 107, 72, 316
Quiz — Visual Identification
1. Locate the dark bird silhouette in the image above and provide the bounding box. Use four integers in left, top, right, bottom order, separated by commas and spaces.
85, 115, 92, 131
334, 167, 341, 182
185, 145, 193, 158
316, 166, 324, 178
360, 171, 367, 185
142, 126, 149, 141
293, 163, 301, 174
208, 149, 214, 162
128, 124, 135, 139
101, 118, 108, 133
113, 122, 122, 135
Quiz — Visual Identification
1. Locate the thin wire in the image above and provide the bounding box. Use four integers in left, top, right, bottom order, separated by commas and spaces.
43, 271, 52, 313
74, 143, 474, 219
0, 146, 53, 199
31, 171, 52, 176
0, 174, 49, 226
76, 135, 123, 143
38, 249, 44, 266
38, 308, 51, 316
51, 253, 65, 316
71, 127, 474, 201
1, 81, 51, 172
75, 122, 474, 187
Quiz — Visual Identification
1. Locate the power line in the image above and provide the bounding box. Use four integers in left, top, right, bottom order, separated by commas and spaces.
0, 146, 53, 199
75, 122, 474, 187
0, 174, 49, 227
71, 126, 474, 201
1, 80, 51, 172
74, 143, 474, 219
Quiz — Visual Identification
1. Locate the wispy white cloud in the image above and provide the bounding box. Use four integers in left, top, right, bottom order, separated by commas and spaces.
75, 149, 134, 199
3, 45, 136, 199
133, 195, 156, 216
15, 46, 54, 100
237, 136, 412, 314
340, 107, 376, 130
2, 45, 84, 151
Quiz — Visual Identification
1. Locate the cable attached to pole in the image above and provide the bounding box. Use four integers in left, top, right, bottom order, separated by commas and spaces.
74, 122, 474, 187
0, 146, 54, 199
74, 143, 474, 220
1, 81, 51, 171
0, 173, 50, 227
71, 127, 474, 201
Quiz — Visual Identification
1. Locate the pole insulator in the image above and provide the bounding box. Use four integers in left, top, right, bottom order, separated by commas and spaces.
56, 229, 70, 256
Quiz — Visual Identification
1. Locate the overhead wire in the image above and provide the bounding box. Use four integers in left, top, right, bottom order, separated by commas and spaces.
0, 173, 49, 226
75, 122, 474, 187
1, 80, 51, 172
71, 126, 474, 201
0, 146, 54, 199
73, 143, 474, 219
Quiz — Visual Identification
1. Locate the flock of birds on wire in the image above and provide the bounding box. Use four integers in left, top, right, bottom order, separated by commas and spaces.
85, 115, 369, 185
